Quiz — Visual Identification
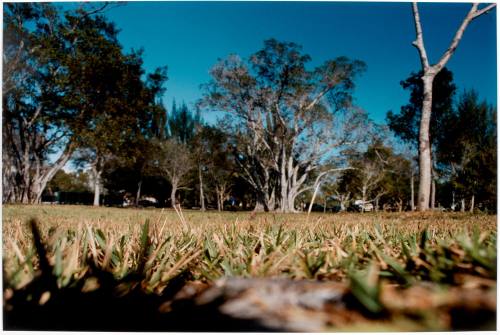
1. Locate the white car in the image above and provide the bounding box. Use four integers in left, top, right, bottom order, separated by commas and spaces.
354, 200, 374, 212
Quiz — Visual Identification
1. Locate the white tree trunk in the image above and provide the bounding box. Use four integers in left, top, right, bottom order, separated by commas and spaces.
469, 194, 475, 213
135, 179, 142, 206
199, 166, 205, 211
361, 185, 368, 213
411, 2, 495, 211
171, 180, 178, 209
307, 182, 321, 216
410, 173, 415, 211
93, 180, 101, 206
91, 157, 103, 207
417, 75, 434, 211
431, 177, 436, 209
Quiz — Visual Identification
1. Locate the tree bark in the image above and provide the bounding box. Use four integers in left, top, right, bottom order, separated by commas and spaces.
307, 181, 321, 216
460, 198, 465, 212
93, 180, 100, 206
199, 166, 205, 211
216, 190, 222, 211
92, 170, 102, 207
431, 176, 436, 209
469, 194, 475, 213
33, 145, 74, 204
135, 179, 142, 206
171, 180, 178, 209
253, 195, 268, 212
410, 173, 415, 211
417, 74, 434, 211
411, 2, 496, 211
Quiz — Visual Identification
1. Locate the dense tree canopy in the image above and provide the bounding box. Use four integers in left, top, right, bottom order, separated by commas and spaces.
2, 3, 168, 205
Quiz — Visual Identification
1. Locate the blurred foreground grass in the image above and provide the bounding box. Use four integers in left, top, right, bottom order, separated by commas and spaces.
2, 205, 497, 331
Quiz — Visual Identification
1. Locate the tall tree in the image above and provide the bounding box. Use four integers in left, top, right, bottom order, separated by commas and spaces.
410, 2, 495, 211
387, 67, 456, 208
2, 3, 84, 203
2, 2, 143, 204
63, 23, 166, 206
201, 39, 367, 212
119, 67, 168, 206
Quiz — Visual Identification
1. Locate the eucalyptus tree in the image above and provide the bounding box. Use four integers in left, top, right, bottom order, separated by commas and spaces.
201, 39, 367, 212
410, 2, 496, 210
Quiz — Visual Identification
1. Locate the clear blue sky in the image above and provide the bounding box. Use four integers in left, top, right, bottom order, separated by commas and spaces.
74, 2, 497, 124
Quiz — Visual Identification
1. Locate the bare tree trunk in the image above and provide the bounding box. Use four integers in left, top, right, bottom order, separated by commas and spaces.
171, 180, 178, 209
91, 157, 103, 207
431, 177, 436, 209
361, 185, 367, 213
216, 190, 222, 211
33, 147, 74, 204
337, 192, 350, 212
135, 179, 142, 206
93, 180, 100, 206
410, 173, 415, 211
92, 169, 102, 207
417, 75, 434, 211
460, 198, 465, 212
307, 182, 321, 216
411, 2, 496, 211
469, 194, 475, 213
199, 166, 205, 211
254, 190, 270, 212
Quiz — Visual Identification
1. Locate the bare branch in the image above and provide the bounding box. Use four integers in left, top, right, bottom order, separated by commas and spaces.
471, 3, 496, 19
434, 4, 478, 72
411, 2, 431, 71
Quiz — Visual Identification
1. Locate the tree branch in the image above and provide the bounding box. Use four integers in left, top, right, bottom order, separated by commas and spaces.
471, 3, 496, 19
411, 2, 431, 71
434, 4, 478, 72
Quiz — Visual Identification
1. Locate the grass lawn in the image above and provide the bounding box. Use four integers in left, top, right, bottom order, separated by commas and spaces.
2, 205, 497, 331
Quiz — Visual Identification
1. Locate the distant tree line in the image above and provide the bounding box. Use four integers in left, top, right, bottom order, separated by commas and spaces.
3, 3, 496, 213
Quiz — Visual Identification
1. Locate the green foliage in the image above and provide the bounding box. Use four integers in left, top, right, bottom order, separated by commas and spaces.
47, 170, 90, 193
3, 3, 168, 204
439, 91, 497, 210
167, 100, 201, 144
386, 67, 456, 149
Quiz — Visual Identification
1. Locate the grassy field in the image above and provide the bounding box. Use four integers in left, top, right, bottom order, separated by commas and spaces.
2, 205, 497, 331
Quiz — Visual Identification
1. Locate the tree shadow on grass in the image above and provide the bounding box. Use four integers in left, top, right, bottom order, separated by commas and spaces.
3, 219, 275, 332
